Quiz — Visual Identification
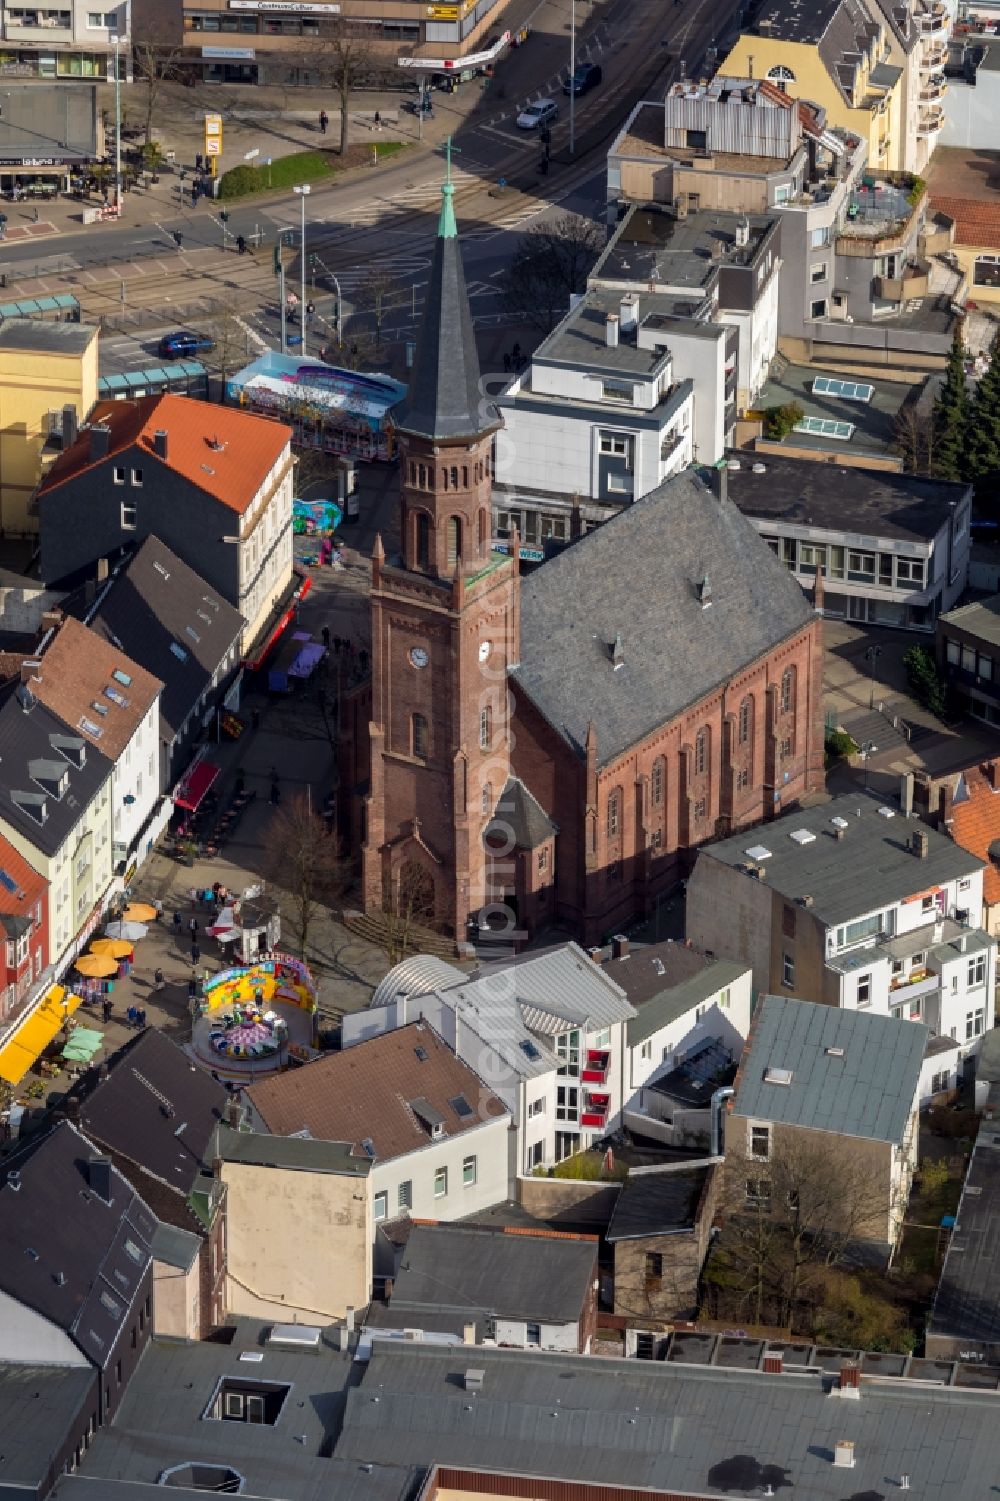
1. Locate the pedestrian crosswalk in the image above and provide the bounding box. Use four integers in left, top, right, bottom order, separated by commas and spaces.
319, 167, 484, 229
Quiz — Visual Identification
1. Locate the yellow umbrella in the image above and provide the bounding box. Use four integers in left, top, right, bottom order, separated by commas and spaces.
74, 953, 119, 978
90, 938, 133, 959
124, 902, 157, 923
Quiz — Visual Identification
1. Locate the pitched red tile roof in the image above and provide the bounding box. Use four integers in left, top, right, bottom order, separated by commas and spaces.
0, 832, 47, 924
30, 616, 163, 760
246, 1021, 509, 1163
928, 196, 1000, 249
949, 763, 1000, 906
37, 393, 291, 514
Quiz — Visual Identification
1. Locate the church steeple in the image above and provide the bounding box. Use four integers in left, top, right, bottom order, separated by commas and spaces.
393, 144, 498, 445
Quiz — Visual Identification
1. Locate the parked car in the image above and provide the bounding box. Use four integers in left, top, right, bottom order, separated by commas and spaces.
158, 330, 215, 360
563, 63, 602, 95
516, 98, 559, 130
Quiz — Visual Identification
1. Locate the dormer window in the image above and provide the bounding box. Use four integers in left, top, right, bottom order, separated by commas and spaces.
29, 758, 68, 800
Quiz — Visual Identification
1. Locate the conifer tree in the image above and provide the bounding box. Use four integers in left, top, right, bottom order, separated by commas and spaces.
931, 326, 969, 482
966, 338, 1000, 498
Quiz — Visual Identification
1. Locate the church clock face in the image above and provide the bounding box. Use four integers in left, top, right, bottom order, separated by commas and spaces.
409, 646, 429, 669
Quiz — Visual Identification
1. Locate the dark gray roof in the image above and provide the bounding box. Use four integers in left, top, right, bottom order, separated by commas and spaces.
79, 1028, 229, 1200
606, 1166, 712, 1240
648, 1037, 736, 1106
386, 1224, 597, 1325
698, 790, 983, 926
941, 593, 1000, 648
80, 535, 243, 743
535, 289, 678, 374
56, 1468, 416, 1501
729, 452, 969, 542
0, 83, 97, 161
78, 1323, 417, 1501
733, 994, 926, 1143
0, 1120, 156, 1369
869, 60, 903, 85
0, 1363, 96, 1495
608, 944, 748, 1047
0, 317, 97, 355
487, 776, 556, 850
513, 469, 813, 763
218, 1123, 371, 1176
591, 203, 776, 294
150, 1220, 201, 1272
929, 1130, 1000, 1348
0, 694, 112, 857
750, 0, 843, 43
335, 1340, 1000, 1494
392, 223, 495, 444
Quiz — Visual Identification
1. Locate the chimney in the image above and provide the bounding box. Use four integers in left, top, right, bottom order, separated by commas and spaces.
96, 557, 109, 583
20, 660, 41, 685
835, 825, 846, 840
840, 1363, 861, 1394
735, 217, 750, 248
833, 1440, 856, 1467
986, 760, 999, 792
675, 196, 689, 220
911, 829, 929, 859
698, 573, 712, 609
89, 424, 111, 461
226, 1097, 242, 1129
611, 633, 624, 668
464, 1368, 485, 1391
710, 463, 728, 505
619, 293, 639, 333
932, 918, 944, 945
939, 784, 954, 826
462, 1322, 476, 1345
611, 934, 629, 960
899, 771, 913, 817
606, 313, 620, 348
62, 404, 78, 449
87, 1155, 113, 1204
153, 429, 169, 460
812, 564, 825, 614
763, 1352, 783, 1374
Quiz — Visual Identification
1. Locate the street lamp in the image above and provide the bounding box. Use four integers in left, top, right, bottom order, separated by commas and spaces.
865, 642, 882, 709
293, 183, 310, 358
860, 739, 878, 789
569, 0, 576, 157
109, 33, 122, 214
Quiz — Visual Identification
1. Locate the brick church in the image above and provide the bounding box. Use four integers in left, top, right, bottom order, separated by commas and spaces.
349, 178, 825, 947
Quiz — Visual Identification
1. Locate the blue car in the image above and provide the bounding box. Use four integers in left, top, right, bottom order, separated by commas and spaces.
158, 330, 215, 360
563, 63, 602, 96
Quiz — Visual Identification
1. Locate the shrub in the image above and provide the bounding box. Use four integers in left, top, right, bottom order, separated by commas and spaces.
825, 728, 858, 759
218, 150, 336, 199
763, 401, 805, 440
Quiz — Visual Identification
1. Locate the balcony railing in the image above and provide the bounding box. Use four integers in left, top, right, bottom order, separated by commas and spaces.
581, 1049, 610, 1084
917, 105, 945, 136
581, 1091, 610, 1129
888, 971, 940, 1001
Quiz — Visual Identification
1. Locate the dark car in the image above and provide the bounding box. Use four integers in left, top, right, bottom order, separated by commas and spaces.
563, 62, 602, 95
158, 330, 215, 360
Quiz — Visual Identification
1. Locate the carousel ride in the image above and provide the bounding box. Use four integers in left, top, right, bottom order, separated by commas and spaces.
190, 953, 318, 1080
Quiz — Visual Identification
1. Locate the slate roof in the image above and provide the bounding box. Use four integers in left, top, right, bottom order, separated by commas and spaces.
728, 452, 970, 543
334, 1340, 1000, 1494
744, 0, 844, 44
218, 1125, 372, 1176
0, 1363, 96, 1497
0, 316, 97, 355
0, 694, 112, 858
246, 1021, 508, 1161
78, 1028, 229, 1200
732, 994, 926, 1144
38, 394, 291, 513
697, 790, 983, 927
603, 943, 748, 1048
929, 1130, 1000, 1348
606, 1166, 712, 1240
379, 1223, 598, 1324
392, 198, 496, 444
0, 1120, 156, 1369
487, 776, 556, 850
941, 592, 1000, 649
512, 469, 813, 763
31, 615, 163, 762
80, 535, 244, 743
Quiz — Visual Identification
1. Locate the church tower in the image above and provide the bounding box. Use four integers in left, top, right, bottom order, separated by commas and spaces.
362, 171, 517, 939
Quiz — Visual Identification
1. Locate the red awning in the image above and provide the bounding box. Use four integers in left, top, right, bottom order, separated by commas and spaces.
174, 759, 221, 812
245, 571, 315, 674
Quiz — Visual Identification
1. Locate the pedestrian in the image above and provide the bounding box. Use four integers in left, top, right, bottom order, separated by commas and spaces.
191, 183, 198, 206
173, 910, 182, 934
374, 109, 382, 130
138, 1008, 147, 1029
195, 152, 203, 172
503, 352, 511, 372
189, 916, 198, 937
512, 341, 521, 364
237, 234, 247, 255
154, 967, 165, 992
31, 205, 38, 224
306, 301, 315, 325
322, 625, 331, 648
153, 897, 163, 923
191, 942, 201, 966
102, 998, 113, 1023
188, 974, 198, 1002
319, 110, 328, 135
174, 229, 184, 248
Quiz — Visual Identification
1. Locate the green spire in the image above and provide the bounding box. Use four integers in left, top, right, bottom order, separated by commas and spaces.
438, 136, 458, 239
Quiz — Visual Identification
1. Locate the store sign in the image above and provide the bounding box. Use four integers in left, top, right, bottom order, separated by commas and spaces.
427, 4, 458, 14
202, 45, 256, 57
397, 29, 508, 66
230, 1, 340, 10
0, 156, 61, 167
204, 112, 223, 135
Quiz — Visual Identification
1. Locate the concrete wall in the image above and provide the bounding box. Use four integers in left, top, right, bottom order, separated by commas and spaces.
612, 1166, 718, 1322
627, 983, 753, 1096
152, 1255, 201, 1342
221, 1157, 372, 1324
686, 857, 774, 997
372, 1114, 511, 1225
941, 70, 1000, 147
517, 1175, 621, 1230
0, 335, 98, 537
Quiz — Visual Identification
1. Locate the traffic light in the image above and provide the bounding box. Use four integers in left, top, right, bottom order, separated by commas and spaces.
220, 209, 229, 224
273, 243, 281, 277
309, 253, 317, 269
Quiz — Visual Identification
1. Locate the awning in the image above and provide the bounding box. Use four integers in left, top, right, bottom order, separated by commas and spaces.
0, 985, 81, 1087
245, 571, 314, 673
174, 759, 221, 812
289, 642, 326, 679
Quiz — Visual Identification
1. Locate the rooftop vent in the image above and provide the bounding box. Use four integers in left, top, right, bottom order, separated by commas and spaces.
267, 1325, 322, 1349
611, 633, 625, 669
54, 1271, 67, 1286
831, 816, 849, 829
833, 1440, 856, 1467
465, 1369, 485, 1392
698, 573, 712, 609
86, 1155, 113, 1204
788, 829, 816, 845
744, 844, 772, 861
825, 1046, 845, 1058
877, 806, 895, 819
7, 1169, 21, 1191
763, 1066, 794, 1086
153, 429, 168, 460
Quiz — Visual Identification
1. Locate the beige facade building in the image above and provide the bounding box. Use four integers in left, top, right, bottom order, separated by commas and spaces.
218, 1129, 373, 1326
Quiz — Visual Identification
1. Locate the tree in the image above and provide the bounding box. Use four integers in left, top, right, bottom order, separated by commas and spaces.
379, 859, 437, 967
705, 1133, 898, 1331
266, 794, 349, 957
903, 643, 947, 718
931, 325, 970, 482
203, 298, 253, 401
894, 399, 937, 475
355, 266, 404, 347
132, 36, 184, 148
965, 337, 1000, 499
313, 20, 380, 156
763, 401, 805, 441
497, 213, 606, 333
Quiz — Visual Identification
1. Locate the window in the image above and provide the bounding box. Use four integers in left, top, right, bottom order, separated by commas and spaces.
780, 668, 795, 714
121, 503, 137, 529
738, 697, 752, 745
526, 1322, 542, 1346
640, 1040, 653, 1060
434, 1167, 448, 1198
528, 1097, 545, 1117
113, 466, 125, 484
780, 737, 793, 760
782, 903, 796, 939
538, 846, 549, 872
396, 1179, 412, 1212
719, 987, 731, 1009
857, 973, 871, 1007
556, 1028, 581, 1075
782, 953, 795, 988
766, 63, 795, 88
463, 1155, 477, 1187
479, 706, 492, 750
645, 1251, 664, 1281
116, 1359, 122, 1387
810, 262, 827, 283
694, 728, 708, 776
210, 1379, 290, 1425
693, 798, 706, 820
602, 377, 634, 403
750, 1123, 771, 1160
446, 515, 462, 569
974, 254, 1000, 288
415, 511, 430, 567
798, 543, 825, 576
411, 713, 428, 759
481, 782, 492, 814
931, 1069, 950, 1093
746, 1178, 772, 1209
966, 1008, 986, 1041
373, 1190, 388, 1222
921, 894, 937, 914
895, 556, 925, 587
556, 1083, 579, 1121
968, 954, 987, 988
599, 431, 630, 455
810, 298, 828, 319
651, 756, 664, 805
131, 468, 143, 487
527, 1140, 544, 1170
607, 789, 621, 838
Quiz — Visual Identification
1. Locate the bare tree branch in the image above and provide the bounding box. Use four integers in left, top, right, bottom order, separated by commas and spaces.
266, 794, 350, 958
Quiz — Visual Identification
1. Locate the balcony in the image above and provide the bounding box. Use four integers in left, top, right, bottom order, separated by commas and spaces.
581, 1092, 610, 1129
917, 5, 949, 41
920, 75, 947, 101
889, 970, 940, 1002
581, 1049, 610, 1084
837, 174, 925, 254
920, 40, 948, 69
917, 104, 945, 136
874, 259, 931, 301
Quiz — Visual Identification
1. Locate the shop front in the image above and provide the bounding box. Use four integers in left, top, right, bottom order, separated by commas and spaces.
0, 152, 92, 198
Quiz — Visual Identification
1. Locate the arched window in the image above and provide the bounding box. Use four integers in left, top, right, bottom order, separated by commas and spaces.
781, 667, 795, 715
607, 788, 622, 838
481, 781, 492, 814
738, 696, 752, 745
411, 713, 428, 759
447, 516, 463, 569
415, 511, 430, 569
651, 757, 665, 807
479, 705, 492, 751
694, 728, 708, 776
479, 508, 489, 549
766, 63, 796, 91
